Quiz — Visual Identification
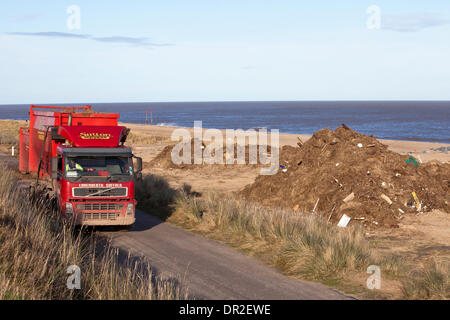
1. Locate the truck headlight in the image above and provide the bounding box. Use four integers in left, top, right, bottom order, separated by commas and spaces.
65, 203, 74, 216
126, 203, 134, 216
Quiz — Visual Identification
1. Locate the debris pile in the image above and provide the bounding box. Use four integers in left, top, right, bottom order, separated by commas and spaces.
149, 138, 270, 169
241, 125, 450, 228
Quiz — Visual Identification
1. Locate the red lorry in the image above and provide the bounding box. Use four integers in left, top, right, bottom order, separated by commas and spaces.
19, 105, 142, 228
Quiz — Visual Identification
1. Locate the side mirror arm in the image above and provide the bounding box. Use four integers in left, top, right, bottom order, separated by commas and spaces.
51, 157, 58, 179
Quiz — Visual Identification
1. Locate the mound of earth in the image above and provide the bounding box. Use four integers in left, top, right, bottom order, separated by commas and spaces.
241, 125, 450, 228
149, 138, 271, 169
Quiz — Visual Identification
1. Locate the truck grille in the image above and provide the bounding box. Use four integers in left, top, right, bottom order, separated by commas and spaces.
77, 203, 124, 211
82, 212, 120, 221
73, 187, 127, 197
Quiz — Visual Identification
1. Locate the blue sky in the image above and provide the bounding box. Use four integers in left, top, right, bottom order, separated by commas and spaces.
1, 0, 450, 103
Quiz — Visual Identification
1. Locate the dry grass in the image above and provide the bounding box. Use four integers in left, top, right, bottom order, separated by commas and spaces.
170, 192, 377, 281
401, 261, 449, 299
0, 120, 24, 146
135, 174, 178, 220
0, 166, 186, 300
126, 132, 170, 145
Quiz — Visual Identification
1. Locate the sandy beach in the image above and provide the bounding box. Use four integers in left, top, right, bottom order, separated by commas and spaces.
122, 122, 450, 164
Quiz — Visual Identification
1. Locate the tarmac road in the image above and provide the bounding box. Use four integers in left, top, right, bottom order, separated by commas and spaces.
105, 209, 352, 300
0, 150, 352, 300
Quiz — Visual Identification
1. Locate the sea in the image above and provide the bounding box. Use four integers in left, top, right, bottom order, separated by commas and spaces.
0, 101, 449, 143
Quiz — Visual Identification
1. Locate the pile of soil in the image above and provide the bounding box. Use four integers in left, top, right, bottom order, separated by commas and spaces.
241, 125, 450, 228
149, 138, 271, 169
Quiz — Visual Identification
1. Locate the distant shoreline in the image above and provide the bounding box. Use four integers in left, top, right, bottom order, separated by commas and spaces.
0, 100, 448, 143
121, 122, 450, 164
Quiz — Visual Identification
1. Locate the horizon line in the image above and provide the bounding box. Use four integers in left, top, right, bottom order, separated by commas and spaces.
1, 99, 450, 106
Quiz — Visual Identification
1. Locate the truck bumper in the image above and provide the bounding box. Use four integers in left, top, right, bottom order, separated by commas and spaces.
65, 201, 136, 227
79, 216, 136, 226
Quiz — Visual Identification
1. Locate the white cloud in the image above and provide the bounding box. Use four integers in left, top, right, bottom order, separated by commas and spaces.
5, 32, 172, 48
382, 13, 450, 32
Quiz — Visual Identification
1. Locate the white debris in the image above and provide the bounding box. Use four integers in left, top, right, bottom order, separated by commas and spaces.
398, 208, 405, 214
357, 143, 363, 148
380, 194, 393, 205
337, 214, 351, 228
343, 192, 355, 203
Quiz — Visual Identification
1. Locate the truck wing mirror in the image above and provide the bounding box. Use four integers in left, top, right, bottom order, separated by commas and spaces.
51, 157, 58, 179
135, 157, 143, 173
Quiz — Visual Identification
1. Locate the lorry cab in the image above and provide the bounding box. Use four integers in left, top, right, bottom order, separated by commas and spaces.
53, 146, 142, 226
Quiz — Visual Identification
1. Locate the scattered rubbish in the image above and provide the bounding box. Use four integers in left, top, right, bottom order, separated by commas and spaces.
330, 139, 338, 145
381, 194, 393, 205
398, 208, 404, 214
280, 165, 286, 169
327, 205, 336, 222
395, 172, 401, 177
367, 144, 376, 148
357, 143, 363, 148
405, 156, 419, 167
332, 176, 343, 188
297, 161, 303, 166
412, 192, 421, 210
297, 137, 304, 146
353, 217, 365, 220
381, 182, 387, 189
406, 201, 415, 208
336, 163, 340, 167
312, 198, 320, 214
282, 168, 288, 173
372, 221, 379, 225
367, 170, 371, 175
343, 192, 355, 203
293, 204, 299, 211
417, 155, 423, 164
432, 146, 450, 154
337, 214, 351, 227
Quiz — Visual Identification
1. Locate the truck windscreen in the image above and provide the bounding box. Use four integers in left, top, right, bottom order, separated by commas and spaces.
65, 156, 132, 177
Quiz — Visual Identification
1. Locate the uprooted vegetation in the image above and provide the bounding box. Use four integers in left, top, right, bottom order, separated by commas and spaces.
0, 166, 185, 300
242, 125, 450, 228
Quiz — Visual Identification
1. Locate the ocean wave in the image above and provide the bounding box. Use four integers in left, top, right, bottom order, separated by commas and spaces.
156, 122, 177, 127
